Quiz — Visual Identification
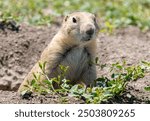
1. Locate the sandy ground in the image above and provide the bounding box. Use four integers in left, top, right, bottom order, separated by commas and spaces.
0, 24, 150, 104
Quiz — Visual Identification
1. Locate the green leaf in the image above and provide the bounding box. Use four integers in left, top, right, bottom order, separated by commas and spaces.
33, 73, 37, 80
82, 93, 92, 98
39, 62, 43, 70
43, 79, 52, 85
142, 61, 150, 66
43, 61, 47, 70
31, 79, 36, 86
111, 73, 119, 78
144, 87, 150, 91
95, 57, 99, 64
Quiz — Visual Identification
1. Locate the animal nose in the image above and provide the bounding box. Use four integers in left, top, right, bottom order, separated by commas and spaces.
86, 28, 94, 36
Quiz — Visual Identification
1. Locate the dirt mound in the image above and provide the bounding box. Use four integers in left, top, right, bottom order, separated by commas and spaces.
0, 24, 150, 103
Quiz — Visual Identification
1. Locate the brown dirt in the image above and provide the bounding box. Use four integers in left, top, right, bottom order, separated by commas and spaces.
0, 24, 150, 104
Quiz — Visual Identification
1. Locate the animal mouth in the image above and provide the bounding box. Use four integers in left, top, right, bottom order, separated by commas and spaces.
82, 35, 93, 41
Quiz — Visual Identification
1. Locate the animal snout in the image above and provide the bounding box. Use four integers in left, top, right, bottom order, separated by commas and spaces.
85, 25, 94, 36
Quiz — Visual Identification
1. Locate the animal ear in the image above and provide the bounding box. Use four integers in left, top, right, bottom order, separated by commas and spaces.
64, 15, 69, 22
93, 14, 100, 31
94, 13, 98, 17
95, 19, 100, 31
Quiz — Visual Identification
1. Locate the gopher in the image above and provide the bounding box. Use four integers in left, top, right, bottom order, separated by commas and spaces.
18, 12, 99, 93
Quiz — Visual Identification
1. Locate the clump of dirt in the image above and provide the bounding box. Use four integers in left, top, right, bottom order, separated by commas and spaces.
0, 24, 150, 104
0, 20, 20, 33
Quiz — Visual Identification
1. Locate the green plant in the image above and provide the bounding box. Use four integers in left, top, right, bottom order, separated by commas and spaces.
0, 0, 52, 25
22, 59, 150, 104
23, 62, 71, 96
0, 0, 150, 31
69, 60, 150, 103
142, 61, 150, 91
144, 87, 150, 91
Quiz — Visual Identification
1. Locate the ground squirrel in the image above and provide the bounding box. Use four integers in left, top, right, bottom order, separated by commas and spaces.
18, 12, 99, 93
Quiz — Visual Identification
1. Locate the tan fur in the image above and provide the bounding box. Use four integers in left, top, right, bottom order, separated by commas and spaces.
18, 12, 99, 93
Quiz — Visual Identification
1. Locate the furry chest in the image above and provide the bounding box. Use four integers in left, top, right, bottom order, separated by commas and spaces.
60, 47, 90, 81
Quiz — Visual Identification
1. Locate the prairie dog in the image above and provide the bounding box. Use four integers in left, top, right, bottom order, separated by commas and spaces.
18, 12, 99, 93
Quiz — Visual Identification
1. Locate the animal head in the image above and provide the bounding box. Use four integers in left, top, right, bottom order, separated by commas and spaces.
61, 12, 99, 43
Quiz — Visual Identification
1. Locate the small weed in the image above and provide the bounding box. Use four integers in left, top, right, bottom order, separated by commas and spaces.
23, 62, 71, 97
144, 87, 150, 91
23, 59, 150, 104
142, 61, 150, 92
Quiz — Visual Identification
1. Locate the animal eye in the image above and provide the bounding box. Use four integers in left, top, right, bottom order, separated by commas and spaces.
72, 17, 77, 23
